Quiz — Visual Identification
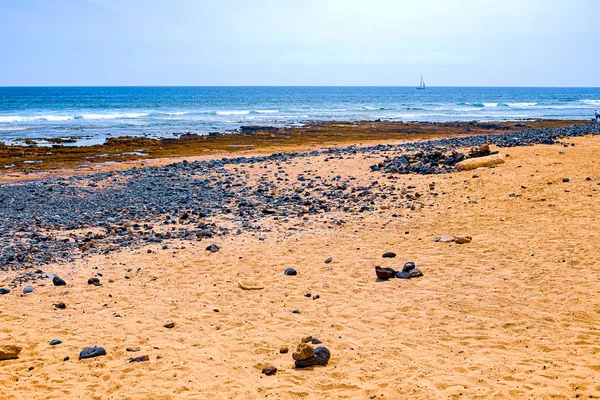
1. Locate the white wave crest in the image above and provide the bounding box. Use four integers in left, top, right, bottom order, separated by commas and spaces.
80, 112, 149, 120
216, 110, 250, 115
506, 102, 537, 108
483, 103, 498, 107
0, 115, 75, 123
581, 99, 600, 105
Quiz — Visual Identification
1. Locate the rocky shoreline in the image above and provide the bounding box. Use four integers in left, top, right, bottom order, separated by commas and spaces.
1, 122, 598, 282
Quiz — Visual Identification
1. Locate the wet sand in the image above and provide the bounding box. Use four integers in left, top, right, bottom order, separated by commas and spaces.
1, 131, 600, 399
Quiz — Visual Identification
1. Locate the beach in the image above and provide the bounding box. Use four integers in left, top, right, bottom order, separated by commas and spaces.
1, 121, 599, 399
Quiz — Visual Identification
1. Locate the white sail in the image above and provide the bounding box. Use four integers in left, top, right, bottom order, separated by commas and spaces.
417, 75, 426, 89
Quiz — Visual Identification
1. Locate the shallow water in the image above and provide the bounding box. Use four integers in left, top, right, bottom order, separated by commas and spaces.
0, 86, 599, 143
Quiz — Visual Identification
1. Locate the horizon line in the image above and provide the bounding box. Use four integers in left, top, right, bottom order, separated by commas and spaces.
1, 85, 600, 89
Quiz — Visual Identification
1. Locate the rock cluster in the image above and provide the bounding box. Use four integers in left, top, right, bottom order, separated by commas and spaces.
375, 262, 423, 280
292, 336, 331, 368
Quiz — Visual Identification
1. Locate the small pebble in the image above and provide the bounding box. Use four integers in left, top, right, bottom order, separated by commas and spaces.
129, 355, 150, 363
49, 339, 62, 346
562, 178, 569, 182
205, 244, 220, 253
52, 276, 66, 286
87, 277, 101, 286
382, 251, 396, 258
23, 285, 35, 294
163, 322, 175, 329
0, 288, 10, 295
324, 256, 333, 264
53, 302, 67, 309
284, 268, 297, 276
279, 347, 289, 354
262, 366, 277, 376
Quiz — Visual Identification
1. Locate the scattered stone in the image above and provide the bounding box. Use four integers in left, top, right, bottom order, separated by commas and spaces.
382, 251, 396, 258
50, 339, 62, 346
205, 244, 220, 253
435, 236, 455, 243
129, 355, 150, 363
53, 302, 67, 309
324, 256, 333, 264
409, 268, 423, 278
262, 366, 277, 376
163, 321, 175, 329
284, 268, 297, 276
52, 276, 66, 286
238, 280, 264, 290
301, 336, 313, 343
126, 347, 141, 352
0, 345, 22, 360
63, 356, 69, 361
375, 266, 395, 280
311, 338, 322, 345
87, 277, 101, 286
0, 288, 10, 295
23, 285, 35, 294
79, 346, 106, 360
562, 178, 570, 182
395, 271, 411, 279
279, 347, 289, 354
292, 342, 314, 361
292, 309, 300, 314
454, 236, 472, 244
312, 294, 320, 300
402, 262, 416, 272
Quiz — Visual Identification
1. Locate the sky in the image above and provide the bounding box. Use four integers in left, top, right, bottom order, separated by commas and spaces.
0, 0, 598, 86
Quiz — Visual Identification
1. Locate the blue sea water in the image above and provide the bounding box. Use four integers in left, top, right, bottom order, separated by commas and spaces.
0, 86, 599, 145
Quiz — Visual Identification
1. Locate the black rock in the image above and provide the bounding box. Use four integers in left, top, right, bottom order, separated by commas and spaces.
395, 271, 411, 279
402, 262, 416, 272
382, 251, 397, 258
205, 244, 220, 253
79, 347, 106, 360
0, 288, 10, 295
311, 338, 323, 344
52, 276, 66, 286
314, 346, 331, 365
23, 285, 35, 294
50, 339, 62, 346
284, 268, 297, 276
562, 178, 570, 182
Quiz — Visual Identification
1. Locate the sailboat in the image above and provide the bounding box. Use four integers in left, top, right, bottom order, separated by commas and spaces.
416, 75, 426, 90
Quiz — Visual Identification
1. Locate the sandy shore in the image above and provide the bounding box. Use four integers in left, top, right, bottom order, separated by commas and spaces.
1, 132, 600, 399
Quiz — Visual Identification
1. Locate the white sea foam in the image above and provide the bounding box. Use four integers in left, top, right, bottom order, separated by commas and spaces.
483, 102, 498, 107
506, 102, 537, 108
0, 115, 75, 122
0, 112, 150, 123
216, 110, 250, 115
80, 112, 149, 120
581, 99, 600, 105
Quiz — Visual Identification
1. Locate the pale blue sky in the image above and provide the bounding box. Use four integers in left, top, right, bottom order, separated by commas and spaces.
0, 0, 598, 86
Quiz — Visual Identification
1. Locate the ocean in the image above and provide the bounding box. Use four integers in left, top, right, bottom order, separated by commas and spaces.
0, 86, 599, 145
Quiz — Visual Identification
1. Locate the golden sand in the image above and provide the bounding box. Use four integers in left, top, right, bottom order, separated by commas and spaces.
1, 135, 599, 399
